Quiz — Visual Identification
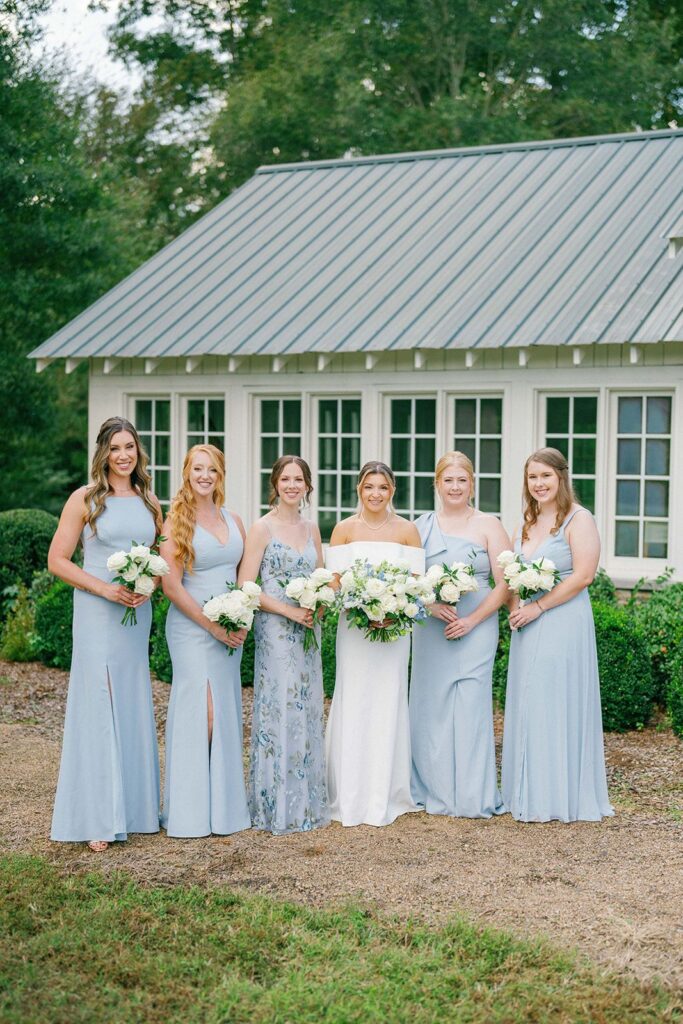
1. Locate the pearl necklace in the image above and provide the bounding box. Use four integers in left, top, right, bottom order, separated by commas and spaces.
358, 509, 392, 531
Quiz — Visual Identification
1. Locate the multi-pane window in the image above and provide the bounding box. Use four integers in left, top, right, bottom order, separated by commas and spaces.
453, 397, 502, 514
187, 398, 225, 451
135, 398, 171, 509
614, 395, 671, 559
259, 398, 302, 511
545, 395, 597, 512
318, 398, 362, 541
390, 398, 436, 517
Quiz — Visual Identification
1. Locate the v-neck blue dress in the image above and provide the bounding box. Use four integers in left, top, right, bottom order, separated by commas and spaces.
409, 512, 504, 818
501, 508, 614, 822
248, 526, 329, 834
161, 509, 251, 837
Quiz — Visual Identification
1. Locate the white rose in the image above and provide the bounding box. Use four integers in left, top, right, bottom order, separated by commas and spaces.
404, 578, 421, 596
536, 557, 556, 572
426, 564, 444, 582
241, 580, 261, 598
147, 553, 169, 576
203, 597, 222, 621
440, 581, 461, 604
363, 604, 384, 622
340, 572, 355, 594
365, 577, 387, 598
518, 568, 540, 589
404, 602, 419, 618
133, 574, 155, 597
310, 567, 335, 585
285, 577, 307, 600
497, 550, 516, 567
106, 550, 128, 572
317, 586, 336, 606
392, 581, 407, 597
130, 544, 150, 561
238, 608, 254, 629
298, 588, 318, 610
122, 564, 140, 583
538, 572, 556, 591
380, 594, 399, 614
421, 589, 436, 605
505, 562, 522, 578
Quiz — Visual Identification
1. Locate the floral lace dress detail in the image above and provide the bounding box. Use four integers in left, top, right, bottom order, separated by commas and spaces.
249, 532, 329, 834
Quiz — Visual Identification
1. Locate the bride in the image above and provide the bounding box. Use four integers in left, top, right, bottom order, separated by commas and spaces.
325, 461, 425, 827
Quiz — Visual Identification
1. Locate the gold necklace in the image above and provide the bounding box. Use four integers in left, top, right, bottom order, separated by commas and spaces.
358, 509, 392, 531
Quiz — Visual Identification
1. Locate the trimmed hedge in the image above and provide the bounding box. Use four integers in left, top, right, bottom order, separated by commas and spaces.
667, 650, 683, 739
592, 601, 655, 731
33, 579, 73, 670
0, 509, 58, 619
631, 583, 683, 705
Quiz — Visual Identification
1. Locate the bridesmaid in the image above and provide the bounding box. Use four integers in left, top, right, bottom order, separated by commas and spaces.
49, 417, 162, 850
410, 452, 509, 818
237, 456, 329, 834
160, 445, 251, 838
501, 447, 614, 823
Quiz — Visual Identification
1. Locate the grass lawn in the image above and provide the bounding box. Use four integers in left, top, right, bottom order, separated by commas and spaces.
0, 855, 679, 1024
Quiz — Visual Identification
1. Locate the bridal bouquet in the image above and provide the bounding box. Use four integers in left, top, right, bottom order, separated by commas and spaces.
497, 550, 561, 601
424, 559, 479, 605
283, 567, 336, 652
337, 559, 435, 643
106, 538, 169, 626
203, 581, 262, 655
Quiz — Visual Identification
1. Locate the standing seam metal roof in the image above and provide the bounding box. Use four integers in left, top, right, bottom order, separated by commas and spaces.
29, 129, 683, 359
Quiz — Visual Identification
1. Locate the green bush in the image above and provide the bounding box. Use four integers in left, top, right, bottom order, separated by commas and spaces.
666, 650, 683, 739
321, 608, 339, 698
240, 628, 255, 687
588, 568, 618, 606
0, 509, 58, 619
149, 592, 172, 683
0, 584, 36, 661
33, 579, 73, 669
492, 606, 511, 708
631, 583, 683, 704
592, 601, 655, 731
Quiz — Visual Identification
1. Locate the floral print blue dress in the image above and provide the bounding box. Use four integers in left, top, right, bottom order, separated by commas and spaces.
249, 524, 329, 834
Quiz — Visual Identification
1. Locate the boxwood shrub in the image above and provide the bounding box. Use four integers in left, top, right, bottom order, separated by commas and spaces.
666, 650, 683, 739
588, 568, 618, 607
631, 583, 683, 704
592, 601, 655, 731
0, 509, 58, 618
149, 592, 172, 683
33, 579, 73, 670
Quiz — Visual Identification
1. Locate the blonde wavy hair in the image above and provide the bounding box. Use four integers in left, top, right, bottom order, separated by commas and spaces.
434, 451, 475, 505
169, 445, 225, 572
356, 461, 396, 513
85, 417, 161, 536
522, 447, 576, 541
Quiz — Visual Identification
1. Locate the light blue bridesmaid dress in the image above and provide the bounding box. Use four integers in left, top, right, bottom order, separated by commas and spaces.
410, 512, 504, 818
51, 496, 160, 842
249, 523, 329, 834
501, 508, 614, 823
161, 510, 251, 837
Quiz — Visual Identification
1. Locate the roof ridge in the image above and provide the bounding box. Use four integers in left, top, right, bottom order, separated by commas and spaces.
255, 129, 683, 174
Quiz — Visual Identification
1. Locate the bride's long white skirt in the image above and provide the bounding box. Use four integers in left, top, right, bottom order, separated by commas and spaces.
325, 615, 418, 827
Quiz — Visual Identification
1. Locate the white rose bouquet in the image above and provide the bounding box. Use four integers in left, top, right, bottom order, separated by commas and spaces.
497, 550, 561, 601
106, 537, 170, 626
422, 558, 479, 639
337, 559, 433, 643
202, 581, 262, 656
283, 567, 336, 652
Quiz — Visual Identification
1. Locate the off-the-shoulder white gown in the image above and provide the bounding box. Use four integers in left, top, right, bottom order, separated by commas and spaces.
325, 541, 425, 827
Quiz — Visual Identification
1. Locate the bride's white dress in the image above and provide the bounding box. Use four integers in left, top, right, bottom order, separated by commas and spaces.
325, 541, 426, 827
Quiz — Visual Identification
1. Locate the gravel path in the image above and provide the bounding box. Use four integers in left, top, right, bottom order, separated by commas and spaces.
1, 659, 682, 991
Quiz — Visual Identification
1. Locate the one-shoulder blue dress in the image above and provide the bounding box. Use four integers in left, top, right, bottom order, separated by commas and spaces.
501, 509, 614, 822
51, 496, 160, 842
161, 510, 251, 837
410, 512, 504, 818
249, 525, 329, 834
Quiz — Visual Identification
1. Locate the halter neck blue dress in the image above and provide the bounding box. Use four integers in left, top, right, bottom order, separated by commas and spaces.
501, 508, 614, 822
51, 496, 160, 842
161, 509, 251, 837
410, 512, 504, 818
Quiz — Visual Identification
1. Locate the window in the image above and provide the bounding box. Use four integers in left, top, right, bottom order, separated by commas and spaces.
259, 398, 302, 511
135, 398, 171, 509
614, 395, 671, 559
187, 398, 225, 451
317, 398, 362, 541
545, 395, 597, 512
390, 398, 436, 517
453, 397, 502, 514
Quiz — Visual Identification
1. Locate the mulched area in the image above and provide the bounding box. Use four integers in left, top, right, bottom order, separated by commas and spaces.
1, 659, 682, 992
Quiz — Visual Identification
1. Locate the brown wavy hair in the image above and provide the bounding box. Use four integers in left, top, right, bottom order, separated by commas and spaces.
268, 456, 313, 507
85, 417, 161, 536
169, 445, 225, 572
522, 447, 576, 541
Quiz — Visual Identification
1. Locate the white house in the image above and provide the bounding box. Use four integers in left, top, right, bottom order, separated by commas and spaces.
30, 129, 683, 584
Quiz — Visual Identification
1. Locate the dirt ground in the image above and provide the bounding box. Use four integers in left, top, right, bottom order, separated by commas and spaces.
1, 659, 682, 991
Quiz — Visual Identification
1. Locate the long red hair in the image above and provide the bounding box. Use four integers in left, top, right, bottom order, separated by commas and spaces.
169, 445, 225, 572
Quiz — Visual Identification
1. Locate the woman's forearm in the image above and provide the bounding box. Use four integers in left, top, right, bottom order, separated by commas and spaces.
536, 571, 593, 612
47, 554, 107, 598
162, 577, 211, 631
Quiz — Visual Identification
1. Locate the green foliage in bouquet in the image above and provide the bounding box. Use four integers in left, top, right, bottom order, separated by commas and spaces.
592, 602, 655, 731
149, 592, 172, 683
631, 583, 683, 705
0, 510, 58, 619
33, 580, 73, 670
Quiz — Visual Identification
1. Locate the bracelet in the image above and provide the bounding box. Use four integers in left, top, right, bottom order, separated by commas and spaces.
536, 600, 545, 613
